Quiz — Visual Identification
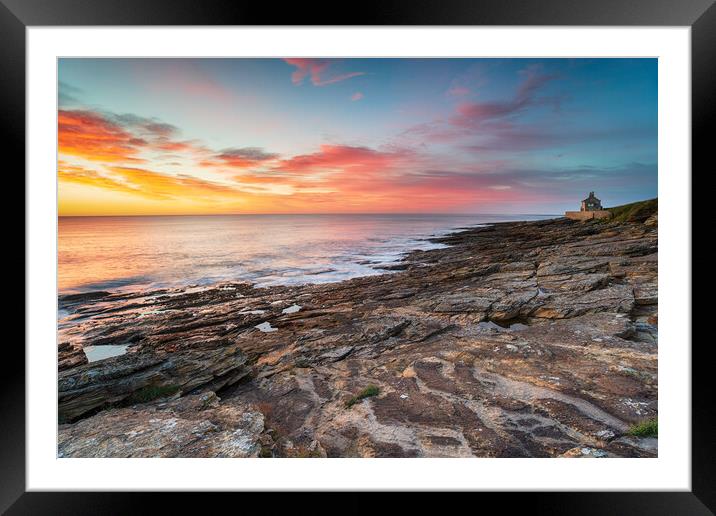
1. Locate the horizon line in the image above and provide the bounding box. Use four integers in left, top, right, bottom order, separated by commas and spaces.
58, 212, 563, 218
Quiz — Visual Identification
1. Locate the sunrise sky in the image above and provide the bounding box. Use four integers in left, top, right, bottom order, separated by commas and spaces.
58, 58, 657, 216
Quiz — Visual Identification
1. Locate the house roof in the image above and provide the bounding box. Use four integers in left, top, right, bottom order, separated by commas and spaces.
582, 192, 600, 203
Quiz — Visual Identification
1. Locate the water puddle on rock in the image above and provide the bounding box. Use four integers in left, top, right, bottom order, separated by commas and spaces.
256, 321, 278, 333
478, 319, 529, 331
83, 344, 129, 363
282, 304, 301, 314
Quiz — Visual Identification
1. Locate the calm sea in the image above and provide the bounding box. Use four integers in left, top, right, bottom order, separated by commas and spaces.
58, 214, 554, 295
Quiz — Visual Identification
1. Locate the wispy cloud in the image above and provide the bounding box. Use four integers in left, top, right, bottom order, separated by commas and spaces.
111, 113, 180, 137
397, 64, 566, 152
451, 65, 561, 128
58, 109, 209, 163
200, 147, 280, 169
58, 110, 146, 163
58, 81, 84, 107
59, 163, 243, 201
283, 59, 365, 86
275, 144, 410, 175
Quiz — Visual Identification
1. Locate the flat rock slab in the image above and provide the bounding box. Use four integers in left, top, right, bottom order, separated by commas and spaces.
58, 392, 264, 458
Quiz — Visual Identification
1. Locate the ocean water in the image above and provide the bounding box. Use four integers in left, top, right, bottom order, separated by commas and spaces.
58, 214, 553, 295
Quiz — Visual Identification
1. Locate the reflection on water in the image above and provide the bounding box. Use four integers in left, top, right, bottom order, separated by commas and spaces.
58, 214, 553, 295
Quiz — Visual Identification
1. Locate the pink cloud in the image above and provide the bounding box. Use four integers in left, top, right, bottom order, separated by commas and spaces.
351, 92, 364, 101
395, 64, 564, 151
275, 144, 409, 175
451, 64, 560, 128
283, 58, 365, 86
264, 146, 548, 212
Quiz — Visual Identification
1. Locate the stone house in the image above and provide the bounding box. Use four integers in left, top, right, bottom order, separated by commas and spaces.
581, 191, 603, 211
566, 192, 611, 220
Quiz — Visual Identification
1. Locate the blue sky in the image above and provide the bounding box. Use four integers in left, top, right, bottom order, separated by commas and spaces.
58, 58, 657, 215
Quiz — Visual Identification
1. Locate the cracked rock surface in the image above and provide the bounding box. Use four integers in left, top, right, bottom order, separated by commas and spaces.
58, 392, 264, 458
58, 215, 657, 457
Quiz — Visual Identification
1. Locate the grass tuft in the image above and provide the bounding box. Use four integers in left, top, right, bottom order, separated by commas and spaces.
345, 385, 380, 408
606, 198, 658, 223
627, 418, 658, 438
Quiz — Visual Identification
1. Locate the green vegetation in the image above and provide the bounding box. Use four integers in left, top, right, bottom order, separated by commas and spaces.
627, 418, 658, 438
619, 366, 653, 382
128, 384, 180, 404
606, 198, 658, 223
345, 385, 380, 408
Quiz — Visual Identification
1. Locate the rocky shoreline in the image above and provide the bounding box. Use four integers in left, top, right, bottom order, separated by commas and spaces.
58, 210, 658, 458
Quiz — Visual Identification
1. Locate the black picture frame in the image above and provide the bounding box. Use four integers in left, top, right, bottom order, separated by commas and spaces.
3, 0, 712, 512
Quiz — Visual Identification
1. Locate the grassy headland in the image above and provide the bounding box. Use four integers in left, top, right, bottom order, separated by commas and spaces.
607, 198, 658, 223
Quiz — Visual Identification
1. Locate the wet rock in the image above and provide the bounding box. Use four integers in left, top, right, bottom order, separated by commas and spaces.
58, 342, 88, 371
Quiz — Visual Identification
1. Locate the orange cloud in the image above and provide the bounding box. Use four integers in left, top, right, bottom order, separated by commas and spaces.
57, 107, 549, 215
58, 109, 210, 165
60, 157, 540, 215
106, 166, 243, 200
59, 164, 145, 196
58, 110, 145, 163
59, 163, 243, 202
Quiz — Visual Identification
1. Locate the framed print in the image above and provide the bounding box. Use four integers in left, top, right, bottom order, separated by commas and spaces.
3, 0, 713, 512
